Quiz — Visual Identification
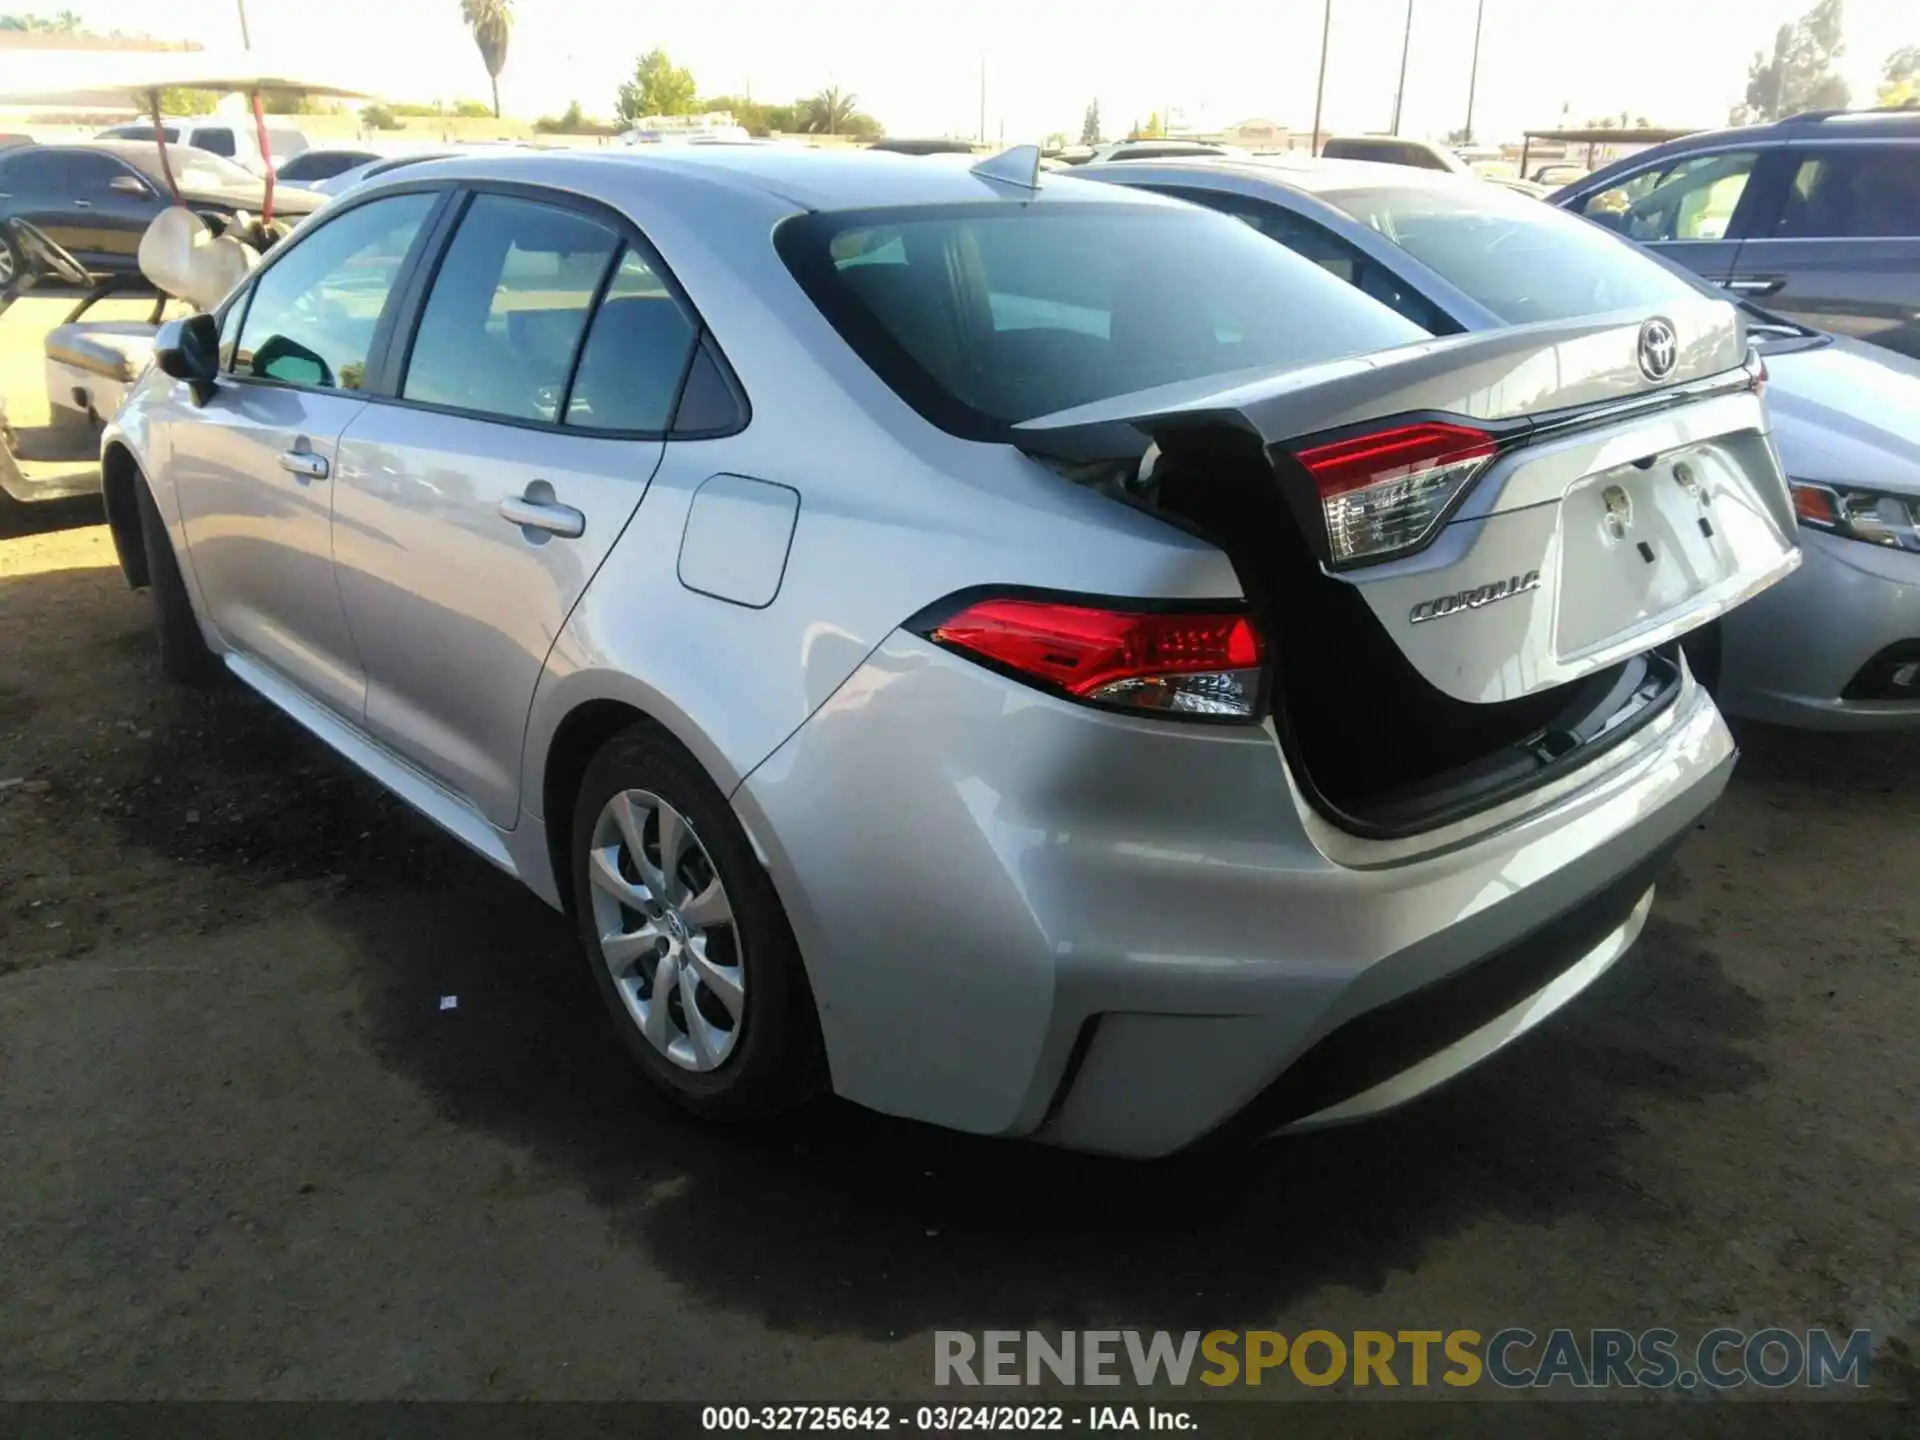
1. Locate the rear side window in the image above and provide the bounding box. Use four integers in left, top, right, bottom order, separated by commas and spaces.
402, 194, 618, 422
564, 247, 698, 431
234, 191, 436, 389
778, 201, 1427, 439
1321, 182, 1702, 325
1772, 147, 1920, 239
1171, 187, 1457, 333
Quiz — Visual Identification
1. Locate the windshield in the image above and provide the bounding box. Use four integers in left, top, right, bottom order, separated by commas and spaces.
778, 201, 1428, 439
167, 150, 259, 189
1319, 181, 1702, 325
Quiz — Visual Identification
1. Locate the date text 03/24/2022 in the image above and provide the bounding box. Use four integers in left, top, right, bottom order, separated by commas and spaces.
702, 1406, 1192, 1431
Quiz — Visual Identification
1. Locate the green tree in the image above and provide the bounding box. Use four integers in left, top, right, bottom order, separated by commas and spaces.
360, 103, 403, 131
1880, 45, 1920, 108
1079, 99, 1101, 145
459, 0, 513, 119
803, 85, 859, 135
699, 94, 770, 135
617, 49, 699, 124
1732, 0, 1849, 124
0, 11, 85, 31
158, 87, 217, 116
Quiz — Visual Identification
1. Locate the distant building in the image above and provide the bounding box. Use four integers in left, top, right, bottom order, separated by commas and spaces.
1222, 116, 1289, 149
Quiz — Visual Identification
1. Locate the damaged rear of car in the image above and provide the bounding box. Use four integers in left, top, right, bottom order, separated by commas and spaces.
747, 185, 1799, 1155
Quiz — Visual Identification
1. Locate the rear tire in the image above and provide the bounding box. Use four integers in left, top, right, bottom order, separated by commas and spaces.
135, 476, 217, 686
570, 724, 824, 1122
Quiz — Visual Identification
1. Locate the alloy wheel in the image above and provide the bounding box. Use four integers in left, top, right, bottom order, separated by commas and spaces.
587, 788, 744, 1071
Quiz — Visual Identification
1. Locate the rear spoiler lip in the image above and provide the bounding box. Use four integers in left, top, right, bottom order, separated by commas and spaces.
1013, 351, 1765, 469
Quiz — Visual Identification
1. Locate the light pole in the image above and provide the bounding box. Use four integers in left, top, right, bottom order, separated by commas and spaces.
1310, 0, 1331, 156
979, 54, 986, 144
236, 0, 251, 49
1390, 0, 1413, 135
1463, 0, 1485, 143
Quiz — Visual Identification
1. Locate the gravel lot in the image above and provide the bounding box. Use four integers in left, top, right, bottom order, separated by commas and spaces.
0, 298, 1915, 1419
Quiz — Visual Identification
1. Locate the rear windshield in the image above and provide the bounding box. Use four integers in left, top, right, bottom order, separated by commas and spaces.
1320, 182, 1702, 325
778, 201, 1428, 439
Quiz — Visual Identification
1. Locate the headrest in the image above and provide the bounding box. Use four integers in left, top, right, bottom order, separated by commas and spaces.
137, 207, 259, 311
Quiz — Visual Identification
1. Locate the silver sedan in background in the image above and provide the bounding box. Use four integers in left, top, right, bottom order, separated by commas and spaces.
1081, 158, 1920, 728
102, 149, 1796, 1155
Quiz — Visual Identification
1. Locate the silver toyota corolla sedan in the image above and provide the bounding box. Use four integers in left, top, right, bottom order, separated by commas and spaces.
1078, 157, 1920, 729
99, 147, 1799, 1156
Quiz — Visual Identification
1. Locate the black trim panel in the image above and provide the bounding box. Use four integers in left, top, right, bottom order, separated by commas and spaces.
1208, 834, 1685, 1145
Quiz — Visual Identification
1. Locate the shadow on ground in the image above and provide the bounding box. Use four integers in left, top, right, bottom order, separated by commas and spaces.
68, 666, 1798, 1342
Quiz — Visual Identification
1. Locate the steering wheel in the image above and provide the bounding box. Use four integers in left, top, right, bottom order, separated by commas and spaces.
6, 219, 94, 287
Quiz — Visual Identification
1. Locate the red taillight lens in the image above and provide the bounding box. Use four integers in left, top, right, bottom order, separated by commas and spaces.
1791, 481, 1837, 527
1293, 420, 1498, 566
929, 598, 1264, 718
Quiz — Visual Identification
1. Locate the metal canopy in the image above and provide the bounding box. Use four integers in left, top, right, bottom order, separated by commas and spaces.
0, 50, 376, 110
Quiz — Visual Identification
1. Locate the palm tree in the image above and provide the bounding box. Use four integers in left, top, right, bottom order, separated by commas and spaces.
460, 0, 513, 119
805, 86, 859, 135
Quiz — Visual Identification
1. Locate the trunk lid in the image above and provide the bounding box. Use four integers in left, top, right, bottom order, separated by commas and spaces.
1018, 297, 1800, 705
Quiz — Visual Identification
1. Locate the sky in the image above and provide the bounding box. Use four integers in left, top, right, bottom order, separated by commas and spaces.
45, 0, 1920, 141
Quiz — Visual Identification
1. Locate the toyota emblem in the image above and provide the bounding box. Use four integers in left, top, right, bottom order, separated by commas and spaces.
1637, 318, 1678, 382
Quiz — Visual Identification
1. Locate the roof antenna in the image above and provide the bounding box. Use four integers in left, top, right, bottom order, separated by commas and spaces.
970, 143, 1042, 191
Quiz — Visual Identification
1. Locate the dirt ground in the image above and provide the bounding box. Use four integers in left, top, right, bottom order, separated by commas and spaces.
0, 299, 1916, 1416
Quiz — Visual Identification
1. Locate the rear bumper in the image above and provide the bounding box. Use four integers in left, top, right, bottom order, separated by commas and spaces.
737, 634, 1735, 1158
1717, 528, 1920, 730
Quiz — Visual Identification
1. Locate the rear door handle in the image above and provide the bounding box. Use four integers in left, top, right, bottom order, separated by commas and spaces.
499, 492, 585, 538
1724, 275, 1785, 296
72, 199, 92, 209
278, 449, 329, 481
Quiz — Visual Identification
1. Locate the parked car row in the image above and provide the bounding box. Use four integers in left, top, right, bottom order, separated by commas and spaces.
89, 142, 1813, 1160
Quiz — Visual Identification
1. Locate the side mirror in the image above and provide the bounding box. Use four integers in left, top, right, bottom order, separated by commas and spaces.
154, 312, 220, 401
109, 174, 151, 197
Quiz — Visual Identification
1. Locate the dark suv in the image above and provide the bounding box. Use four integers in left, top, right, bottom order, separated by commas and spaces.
1552, 109, 1920, 358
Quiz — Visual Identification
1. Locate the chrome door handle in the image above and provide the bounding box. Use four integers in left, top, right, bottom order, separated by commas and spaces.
499, 493, 585, 538
1724, 276, 1785, 296
278, 450, 329, 480
72, 199, 92, 209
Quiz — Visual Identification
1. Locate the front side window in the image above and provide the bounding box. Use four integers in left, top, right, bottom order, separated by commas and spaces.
65, 153, 136, 193
564, 247, 698, 431
1576, 151, 1758, 242
233, 191, 436, 389
402, 193, 618, 422
1320, 181, 1703, 325
779, 202, 1428, 438
4, 149, 78, 191
1773, 147, 1920, 239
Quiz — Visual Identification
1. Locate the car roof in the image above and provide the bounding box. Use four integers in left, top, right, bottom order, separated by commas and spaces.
1079, 154, 1482, 199
1567, 109, 1920, 192
17, 139, 182, 166
382, 145, 1184, 213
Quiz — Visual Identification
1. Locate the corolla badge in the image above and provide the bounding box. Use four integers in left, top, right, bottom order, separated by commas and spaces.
1409, 570, 1542, 625
1637, 318, 1679, 382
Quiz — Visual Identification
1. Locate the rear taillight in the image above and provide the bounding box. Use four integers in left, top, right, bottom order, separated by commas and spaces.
1293, 421, 1498, 567
925, 597, 1264, 719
